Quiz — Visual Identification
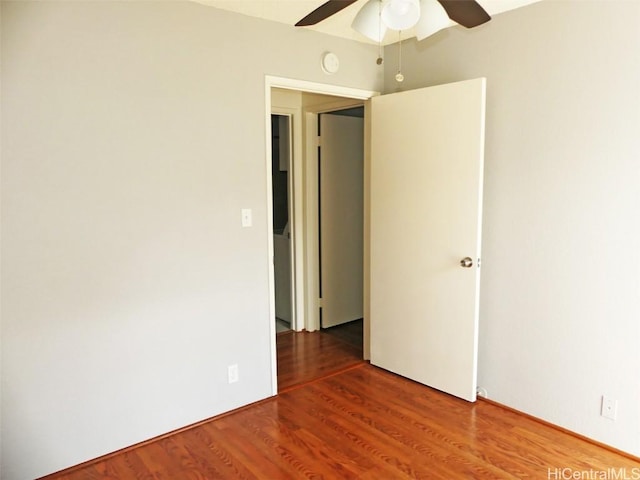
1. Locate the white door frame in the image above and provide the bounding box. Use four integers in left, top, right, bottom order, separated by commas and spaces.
265, 76, 378, 395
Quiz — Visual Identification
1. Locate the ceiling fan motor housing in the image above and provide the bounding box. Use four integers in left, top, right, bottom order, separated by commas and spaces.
381, 0, 421, 31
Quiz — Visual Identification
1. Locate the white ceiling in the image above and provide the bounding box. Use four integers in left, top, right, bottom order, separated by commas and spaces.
191, 0, 541, 45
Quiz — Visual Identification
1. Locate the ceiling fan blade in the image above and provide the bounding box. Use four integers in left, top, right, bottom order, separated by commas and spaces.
437, 0, 490, 28
295, 0, 358, 27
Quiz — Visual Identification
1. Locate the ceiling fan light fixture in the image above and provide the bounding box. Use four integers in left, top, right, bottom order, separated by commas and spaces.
351, 0, 387, 42
381, 0, 421, 31
415, 0, 450, 40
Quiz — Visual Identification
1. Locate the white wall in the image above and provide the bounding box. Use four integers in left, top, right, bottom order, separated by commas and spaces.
0, 2, 382, 478
384, 0, 640, 455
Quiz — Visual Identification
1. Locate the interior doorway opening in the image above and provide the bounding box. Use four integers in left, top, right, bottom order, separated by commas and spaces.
267, 79, 377, 394
267, 76, 485, 404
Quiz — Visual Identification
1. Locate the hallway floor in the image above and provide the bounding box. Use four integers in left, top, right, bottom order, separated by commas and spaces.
277, 319, 363, 391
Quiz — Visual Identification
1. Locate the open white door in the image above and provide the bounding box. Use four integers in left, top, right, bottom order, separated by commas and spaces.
370, 78, 486, 402
320, 113, 364, 328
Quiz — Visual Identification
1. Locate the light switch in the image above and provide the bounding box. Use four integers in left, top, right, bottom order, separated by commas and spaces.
241, 208, 252, 227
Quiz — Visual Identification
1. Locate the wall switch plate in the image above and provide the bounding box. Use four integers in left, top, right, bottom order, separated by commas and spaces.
241, 209, 252, 227
601, 395, 617, 420
228, 364, 239, 384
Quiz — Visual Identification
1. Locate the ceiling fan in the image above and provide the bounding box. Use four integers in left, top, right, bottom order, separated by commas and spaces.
296, 0, 491, 42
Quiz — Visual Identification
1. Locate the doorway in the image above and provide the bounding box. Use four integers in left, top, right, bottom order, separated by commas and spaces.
268, 81, 376, 394
266, 76, 486, 404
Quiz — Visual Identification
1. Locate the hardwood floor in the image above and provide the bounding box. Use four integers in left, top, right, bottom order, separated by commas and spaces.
277, 321, 364, 391
322, 319, 364, 349
44, 330, 639, 480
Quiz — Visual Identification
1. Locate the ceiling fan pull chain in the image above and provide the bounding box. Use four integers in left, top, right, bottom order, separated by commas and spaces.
376, 0, 384, 65
395, 30, 404, 82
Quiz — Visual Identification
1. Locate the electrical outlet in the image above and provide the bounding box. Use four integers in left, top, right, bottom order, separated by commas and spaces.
228, 364, 239, 384
601, 395, 617, 420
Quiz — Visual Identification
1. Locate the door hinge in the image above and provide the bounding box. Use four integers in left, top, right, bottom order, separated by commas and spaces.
316, 135, 321, 147
318, 297, 323, 307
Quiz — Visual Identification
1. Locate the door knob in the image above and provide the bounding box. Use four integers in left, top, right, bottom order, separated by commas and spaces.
460, 257, 473, 268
